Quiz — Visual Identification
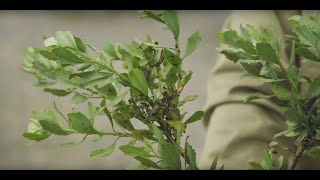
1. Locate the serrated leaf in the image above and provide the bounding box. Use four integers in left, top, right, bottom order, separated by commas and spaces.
272, 85, 292, 99
158, 142, 181, 170
185, 111, 204, 125
68, 112, 100, 134
296, 47, 320, 62
167, 120, 186, 133
119, 145, 151, 158
184, 31, 201, 58
163, 10, 180, 39
244, 93, 275, 103
43, 88, 71, 97
185, 142, 198, 170
90, 139, 118, 159
256, 42, 279, 64
72, 93, 88, 104
129, 68, 148, 96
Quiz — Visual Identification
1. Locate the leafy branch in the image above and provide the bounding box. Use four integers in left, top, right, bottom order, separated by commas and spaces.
22, 10, 219, 170
217, 15, 320, 170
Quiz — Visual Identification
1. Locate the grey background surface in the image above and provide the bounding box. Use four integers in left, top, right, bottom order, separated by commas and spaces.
0, 10, 230, 169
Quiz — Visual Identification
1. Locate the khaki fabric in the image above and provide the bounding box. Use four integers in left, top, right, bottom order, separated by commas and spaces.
199, 10, 320, 170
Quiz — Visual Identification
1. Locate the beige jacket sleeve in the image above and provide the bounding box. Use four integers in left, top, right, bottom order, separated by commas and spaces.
199, 10, 320, 170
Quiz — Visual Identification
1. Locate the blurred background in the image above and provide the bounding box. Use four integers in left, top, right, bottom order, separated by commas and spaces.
0, 10, 230, 169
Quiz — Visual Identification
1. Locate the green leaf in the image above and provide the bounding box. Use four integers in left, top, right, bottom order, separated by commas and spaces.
43, 88, 71, 97
90, 139, 118, 159
308, 77, 320, 98
256, 42, 279, 64
119, 145, 151, 158
166, 66, 178, 88
244, 93, 275, 103
275, 156, 283, 170
272, 85, 292, 99
296, 47, 320, 62
95, 83, 117, 97
184, 32, 201, 58
249, 162, 265, 170
167, 120, 186, 133
105, 90, 128, 107
100, 99, 115, 131
70, 71, 111, 88
305, 146, 320, 159
210, 154, 219, 170
23, 132, 50, 141
257, 78, 285, 83
72, 93, 88, 104
51, 47, 86, 64
143, 138, 155, 154
185, 111, 204, 125
38, 120, 72, 135
118, 47, 133, 71
158, 142, 181, 170
163, 10, 180, 39
185, 142, 198, 170
54, 31, 77, 49
73, 35, 87, 53
263, 150, 273, 169
44, 37, 58, 47
87, 102, 95, 123
68, 112, 100, 134
134, 156, 161, 169
32, 109, 72, 135
178, 95, 198, 107
126, 163, 149, 170
148, 124, 165, 144
163, 48, 180, 67
129, 68, 148, 96
220, 50, 250, 63
140, 10, 164, 23
222, 29, 240, 48
240, 63, 260, 76
131, 130, 155, 141
237, 39, 256, 54
103, 43, 118, 60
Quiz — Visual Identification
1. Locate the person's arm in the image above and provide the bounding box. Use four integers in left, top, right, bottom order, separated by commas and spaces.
199, 10, 300, 170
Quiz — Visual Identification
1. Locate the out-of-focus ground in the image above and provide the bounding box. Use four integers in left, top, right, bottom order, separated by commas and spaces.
0, 10, 230, 169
